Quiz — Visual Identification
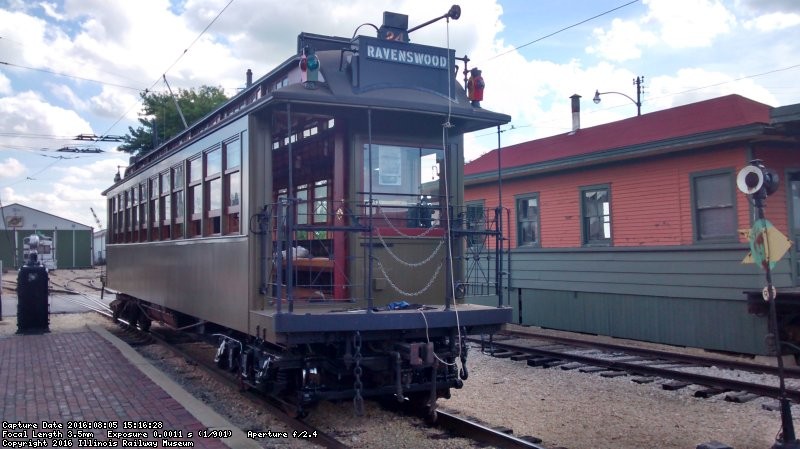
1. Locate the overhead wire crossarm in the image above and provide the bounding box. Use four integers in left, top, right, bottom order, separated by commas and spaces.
74, 133, 125, 142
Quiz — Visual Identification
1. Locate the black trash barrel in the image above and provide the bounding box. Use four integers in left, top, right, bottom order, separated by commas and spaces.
17, 263, 49, 333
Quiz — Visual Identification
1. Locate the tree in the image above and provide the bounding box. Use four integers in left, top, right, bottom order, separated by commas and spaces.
119, 85, 228, 156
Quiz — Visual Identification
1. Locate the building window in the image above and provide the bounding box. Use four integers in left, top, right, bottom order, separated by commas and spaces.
516, 194, 540, 247
692, 170, 736, 241
581, 186, 611, 245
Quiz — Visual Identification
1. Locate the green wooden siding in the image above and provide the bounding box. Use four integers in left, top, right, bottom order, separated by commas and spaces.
465, 244, 787, 355
518, 289, 768, 354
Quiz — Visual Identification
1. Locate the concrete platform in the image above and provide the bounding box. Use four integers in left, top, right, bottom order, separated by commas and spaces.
0, 324, 261, 448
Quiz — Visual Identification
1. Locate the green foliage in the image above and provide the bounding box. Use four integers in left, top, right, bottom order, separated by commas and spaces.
119, 85, 228, 156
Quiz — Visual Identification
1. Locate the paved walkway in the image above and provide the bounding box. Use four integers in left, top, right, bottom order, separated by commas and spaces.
0, 325, 261, 449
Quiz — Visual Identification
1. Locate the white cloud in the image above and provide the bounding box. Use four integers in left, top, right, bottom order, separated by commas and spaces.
586, 0, 737, 62
586, 18, 658, 62
0, 91, 94, 150
0, 72, 11, 95
48, 83, 87, 110
743, 12, 800, 31
647, 68, 779, 109
39, 1, 65, 21
644, 0, 736, 48
0, 158, 26, 181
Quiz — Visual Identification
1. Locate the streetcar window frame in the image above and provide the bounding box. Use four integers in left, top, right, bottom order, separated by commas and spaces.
188, 154, 203, 238
172, 162, 185, 239
223, 139, 241, 235
204, 146, 223, 236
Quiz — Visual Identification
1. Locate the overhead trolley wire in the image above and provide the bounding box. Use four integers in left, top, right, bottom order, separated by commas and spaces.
96, 0, 237, 141
0, 61, 146, 92
486, 0, 641, 62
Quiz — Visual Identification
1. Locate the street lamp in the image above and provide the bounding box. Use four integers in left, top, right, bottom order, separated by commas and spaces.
593, 76, 644, 116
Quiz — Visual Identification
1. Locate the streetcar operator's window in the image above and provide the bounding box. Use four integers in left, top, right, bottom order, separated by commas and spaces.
362, 144, 442, 228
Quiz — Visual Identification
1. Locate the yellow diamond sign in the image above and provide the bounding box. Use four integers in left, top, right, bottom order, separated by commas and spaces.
742, 219, 793, 270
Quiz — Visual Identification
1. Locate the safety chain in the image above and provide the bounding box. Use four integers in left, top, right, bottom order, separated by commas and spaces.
376, 228, 445, 267
353, 331, 364, 416
376, 259, 443, 297
378, 207, 439, 238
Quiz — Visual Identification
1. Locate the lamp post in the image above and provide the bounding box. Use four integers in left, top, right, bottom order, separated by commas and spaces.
593, 76, 644, 116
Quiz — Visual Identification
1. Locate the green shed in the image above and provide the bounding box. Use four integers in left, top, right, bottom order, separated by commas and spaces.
1, 203, 94, 270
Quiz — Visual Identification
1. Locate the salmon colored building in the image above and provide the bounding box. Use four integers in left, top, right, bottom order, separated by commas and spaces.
464, 95, 800, 355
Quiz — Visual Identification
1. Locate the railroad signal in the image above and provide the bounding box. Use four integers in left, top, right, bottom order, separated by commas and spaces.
300, 46, 320, 88
736, 160, 779, 196
741, 219, 792, 270
736, 159, 800, 448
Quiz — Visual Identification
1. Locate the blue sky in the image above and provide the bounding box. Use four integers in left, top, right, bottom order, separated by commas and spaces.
1, 0, 799, 228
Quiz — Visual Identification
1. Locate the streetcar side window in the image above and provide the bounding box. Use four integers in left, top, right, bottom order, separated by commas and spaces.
160, 170, 171, 240
131, 186, 138, 242
149, 176, 160, 241
223, 139, 241, 235
188, 155, 202, 237
205, 147, 222, 236
139, 182, 147, 241
172, 163, 185, 239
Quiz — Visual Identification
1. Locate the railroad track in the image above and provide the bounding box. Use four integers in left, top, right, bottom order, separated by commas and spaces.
9, 282, 547, 448
111, 322, 549, 449
111, 325, 350, 449
472, 329, 800, 406
38, 281, 561, 448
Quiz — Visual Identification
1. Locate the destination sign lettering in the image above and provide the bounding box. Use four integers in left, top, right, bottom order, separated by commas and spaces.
365, 44, 448, 70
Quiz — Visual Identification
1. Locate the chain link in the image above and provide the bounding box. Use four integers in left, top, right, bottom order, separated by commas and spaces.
353, 331, 364, 416
375, 228, 445, 267
376, 259, 443, 297
378, 206, 439, 238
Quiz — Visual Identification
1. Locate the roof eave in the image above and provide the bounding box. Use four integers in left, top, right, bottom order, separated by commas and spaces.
465, 123, 770, 186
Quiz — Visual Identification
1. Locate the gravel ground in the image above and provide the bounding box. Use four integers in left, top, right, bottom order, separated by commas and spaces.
2, 269, 797, 448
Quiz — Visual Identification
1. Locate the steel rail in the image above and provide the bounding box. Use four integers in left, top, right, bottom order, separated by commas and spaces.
141, 328, 350, 449
473, 337, 800, 403
497, 328, 800, 378
435, 409, 548, 449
